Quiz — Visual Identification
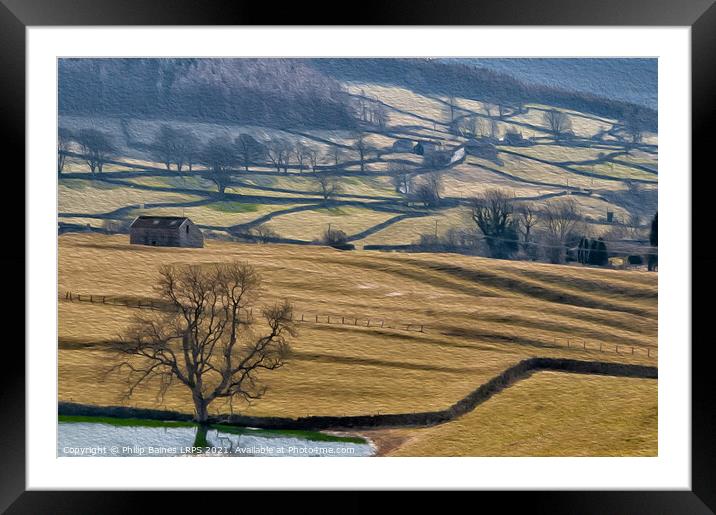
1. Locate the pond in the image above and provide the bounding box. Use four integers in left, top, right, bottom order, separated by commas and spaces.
58, 416, 374, 457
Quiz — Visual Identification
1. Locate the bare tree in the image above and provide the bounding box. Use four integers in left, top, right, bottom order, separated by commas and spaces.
202, 136, 235, 194
328, 147, 345, 170
413, 173, 443, 208
235, 134, 266, 172
306, 146, 321, 172
471, 189, 518, 259
389, 163, 413, 195
58, 127, 73, 175
152, 125, 180, 171
152, 126, 200, 173
541, 197, 581, 263
626, 213, 643, 239
293, 142, 312, 174
515, 203, 540, 259
179, 133, 201, 173
352, 134, 371, 172
623, 108, 646, 153
266, 139, 292, 173
250, 224, 279, 243
316, 172, 339, 201
76, 129, 114, 174
542, 109, 572, 141
371, 103, 389, 131
115, 262, 295, 442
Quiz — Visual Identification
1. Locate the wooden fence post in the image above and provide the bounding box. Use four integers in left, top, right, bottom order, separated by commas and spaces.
616, 345, 619, 354
599, 342, 603, 352
420, 325, 424, 332
583, 340, 586, 350
647, 348, 650, 358
342, 317, 345, 324
301, 314, 305, 322
381, 320, 384, 328
316, 315, 318, 323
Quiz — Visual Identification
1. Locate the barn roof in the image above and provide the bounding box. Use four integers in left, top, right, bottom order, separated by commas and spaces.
130, 216, 190, 229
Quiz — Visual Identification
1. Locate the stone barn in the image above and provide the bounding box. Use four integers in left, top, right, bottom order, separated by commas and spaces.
129, 216, 204, 248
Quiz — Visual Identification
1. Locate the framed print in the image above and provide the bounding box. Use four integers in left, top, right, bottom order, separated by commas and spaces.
3, 0, 715, 512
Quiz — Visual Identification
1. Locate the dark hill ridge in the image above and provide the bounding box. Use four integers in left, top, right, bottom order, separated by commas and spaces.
58, 58, 358, 130
59, 58, 657, 133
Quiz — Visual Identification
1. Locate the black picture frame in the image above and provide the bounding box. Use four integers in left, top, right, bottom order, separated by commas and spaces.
3, 0, 714, 512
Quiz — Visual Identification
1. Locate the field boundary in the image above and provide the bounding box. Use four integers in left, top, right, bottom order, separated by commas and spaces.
60, 291, 658, 358
58, 357, 657, 431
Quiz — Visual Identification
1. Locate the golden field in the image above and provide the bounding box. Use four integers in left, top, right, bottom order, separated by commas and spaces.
59, 233, 657, 457
376, 371, 657, 457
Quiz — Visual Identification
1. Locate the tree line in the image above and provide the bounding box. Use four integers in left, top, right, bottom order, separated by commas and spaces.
57, 125, 385, 196
417, 188, 657, 269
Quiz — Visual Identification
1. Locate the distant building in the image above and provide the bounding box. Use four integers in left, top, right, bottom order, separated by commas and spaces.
129, 216, 204, 248
464, 138, 499, 160
502, 131, 530, 146
392, 139, 414, 153
413, 141, 442, 156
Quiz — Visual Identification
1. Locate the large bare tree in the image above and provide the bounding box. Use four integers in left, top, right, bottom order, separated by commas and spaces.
115, 262, 295, 436
471, 189, 518, 259
542, 109, 572, 140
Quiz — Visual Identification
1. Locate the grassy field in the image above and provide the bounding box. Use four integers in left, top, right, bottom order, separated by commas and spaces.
59, 234, 657, 445
377, 371, 657, 457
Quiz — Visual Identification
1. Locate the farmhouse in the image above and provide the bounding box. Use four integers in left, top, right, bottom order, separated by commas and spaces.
413, 140, 442, 156
129, 216, 204, 248
392, 139, 415, 152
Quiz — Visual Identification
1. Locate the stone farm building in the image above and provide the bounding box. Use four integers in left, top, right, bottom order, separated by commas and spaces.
129, 216, 204, 248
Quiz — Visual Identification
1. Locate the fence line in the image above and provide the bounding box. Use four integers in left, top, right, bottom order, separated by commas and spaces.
61, 291, 657, 359
63, 291, 170, 311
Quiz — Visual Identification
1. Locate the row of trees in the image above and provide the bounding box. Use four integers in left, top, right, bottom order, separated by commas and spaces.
431, 190, 657, 268
467, 190, 594, 264
58, 124, 381, 187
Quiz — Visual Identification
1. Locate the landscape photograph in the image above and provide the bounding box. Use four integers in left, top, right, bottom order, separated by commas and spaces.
57, 57, 658, 457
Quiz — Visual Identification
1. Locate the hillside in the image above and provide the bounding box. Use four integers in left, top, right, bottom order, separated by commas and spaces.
58, 77, 657, 253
